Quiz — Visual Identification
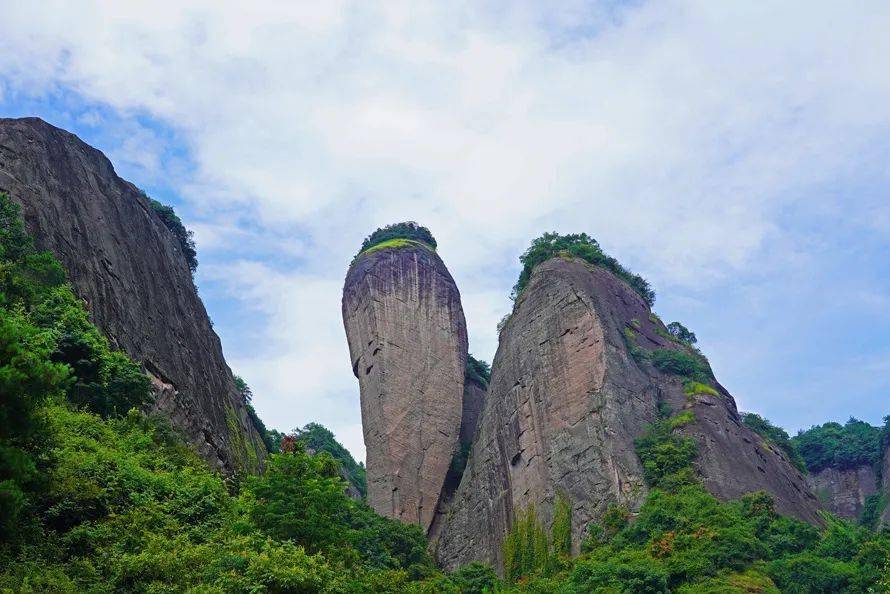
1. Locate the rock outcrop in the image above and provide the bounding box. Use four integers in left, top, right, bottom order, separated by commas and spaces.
434, 257, 821, 570
460, 374, 487, 447
343, 241, 468, 531
882, 446, 890, 528
806, 465, 879, 520
0, 117, 266, 473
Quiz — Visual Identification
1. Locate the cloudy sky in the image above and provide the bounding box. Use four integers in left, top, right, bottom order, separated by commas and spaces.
2, 1, 888, 461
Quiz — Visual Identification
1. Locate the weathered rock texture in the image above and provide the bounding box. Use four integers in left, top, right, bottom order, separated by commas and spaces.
807, 465, 878, 520
0, 117, 266, 473
460, 376, 487, 447
435, 257, 821, 570
882, 446, 890, 528
343, 242, 468, 531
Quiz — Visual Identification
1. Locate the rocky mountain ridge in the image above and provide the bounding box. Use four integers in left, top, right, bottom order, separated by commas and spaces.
0, 117, 265, 473
340, 228, 871, 572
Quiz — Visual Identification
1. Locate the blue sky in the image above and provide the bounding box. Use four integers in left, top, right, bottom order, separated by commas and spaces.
2, 1, 888, 460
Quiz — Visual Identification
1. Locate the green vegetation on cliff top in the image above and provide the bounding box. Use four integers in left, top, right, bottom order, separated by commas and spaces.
3, 194, 889, 592
142, 191, 198, 274
357, 221, 437, 257
513, 232, 655, 306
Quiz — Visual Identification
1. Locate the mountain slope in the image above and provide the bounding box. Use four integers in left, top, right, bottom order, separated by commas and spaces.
435, 255, 821, 569
0, 117, 265, 473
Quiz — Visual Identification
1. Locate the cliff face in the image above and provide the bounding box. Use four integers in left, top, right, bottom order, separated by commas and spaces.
882, 447, 890, 527
0, 117, 266, 473
435, 257, 821, 569
807, 466, 878, 520
460, 376, 487, 446
342, 243, 468, 531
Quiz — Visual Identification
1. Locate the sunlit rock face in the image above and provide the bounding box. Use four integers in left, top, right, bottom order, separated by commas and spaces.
434, 257, 821, 570
0, 117, 266, 474
343, 242, 468, 531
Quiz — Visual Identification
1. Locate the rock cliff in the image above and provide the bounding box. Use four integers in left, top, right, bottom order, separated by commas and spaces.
882, 446, 890, 527
434, 256, 821, 569
0, 117, 266, 473
460, 374, 487, 447
806, 465, 878, 520
343, 241, 468, 531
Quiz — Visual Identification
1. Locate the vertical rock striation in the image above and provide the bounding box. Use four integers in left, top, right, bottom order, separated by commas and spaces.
343, 240, 468, 531
0, 117, 266, 473
806, 466, 879, 520
435, 257, 821, 570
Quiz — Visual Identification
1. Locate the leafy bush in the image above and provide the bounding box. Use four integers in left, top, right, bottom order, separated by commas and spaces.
792, 418, 883, 473
146, 195, 198, 273
742, 413, 807, 473
294, 422, 368, 498
447, 561, 499, 593
360, 221, 437, 254
513, 232, 654, 306
635, 412, 698, 488
666, 322, 697, 345
648, 348, 712, 382
465, 353, 491, 388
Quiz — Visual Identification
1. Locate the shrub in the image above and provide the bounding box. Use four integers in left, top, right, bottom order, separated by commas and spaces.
512, 232, 654, 306
294, 422, 367, 498
792, 418, 883, 473
465, 354, 491, 388
666, 322, 697, 345
551, 493, 573, 557
447, 562, 499, 594
635, 412, 698, 488
146, 196, 198, 273
360, 222, 437, 254
648, 348, 712, 382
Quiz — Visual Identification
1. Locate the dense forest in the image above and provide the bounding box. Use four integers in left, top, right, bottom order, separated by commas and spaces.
2, 198, 889, 592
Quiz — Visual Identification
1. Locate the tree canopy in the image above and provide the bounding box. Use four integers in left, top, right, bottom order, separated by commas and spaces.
792, 418, 884, 473
513, 232, 655, 306
145, 194, 198, 274
359, 221, 437, 254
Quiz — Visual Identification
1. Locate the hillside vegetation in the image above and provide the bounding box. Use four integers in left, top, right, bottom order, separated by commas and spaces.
2, 196, 888, 592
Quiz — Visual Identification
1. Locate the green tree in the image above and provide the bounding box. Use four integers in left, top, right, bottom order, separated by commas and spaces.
513, 232, 654, 306
146, 195, 198, 273
295, 421, 367, 498
360, 221, 437, 253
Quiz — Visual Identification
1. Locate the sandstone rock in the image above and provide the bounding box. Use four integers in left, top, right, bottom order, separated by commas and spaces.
435, 257, 821, 570
806, 465, 878, 520
460, 375, 487, 446
343, 242, 468, 531
0, 117, 266, 474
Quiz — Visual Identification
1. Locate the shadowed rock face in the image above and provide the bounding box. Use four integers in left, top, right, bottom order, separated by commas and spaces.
807, 466, 878, 520
434, 257, 821, 570
343, 243, 468, 531
460, 376, 487, 446
0, 117, 266, 474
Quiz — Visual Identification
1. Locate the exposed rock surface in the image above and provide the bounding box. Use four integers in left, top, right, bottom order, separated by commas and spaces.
806, 465, 878, 520
343, 242, 468, 531
460, 376, 487, 446
0, 117, 265, 473
882, 446, 890, 528
434, 257, 821, 570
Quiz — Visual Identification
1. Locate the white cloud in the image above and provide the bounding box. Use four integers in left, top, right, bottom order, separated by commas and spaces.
3, 1, 890, 458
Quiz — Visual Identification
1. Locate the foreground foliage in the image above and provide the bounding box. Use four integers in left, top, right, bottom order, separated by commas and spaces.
294, 422, 368, 499
2, 195, 888, 592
